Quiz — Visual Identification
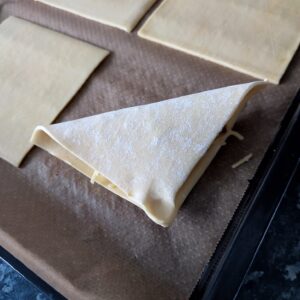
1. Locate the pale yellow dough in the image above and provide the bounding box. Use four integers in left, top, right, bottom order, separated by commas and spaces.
35, 0, 157, 32
31, 82, 265, 226
0, 17, 108, 167
138, 0, 300, 84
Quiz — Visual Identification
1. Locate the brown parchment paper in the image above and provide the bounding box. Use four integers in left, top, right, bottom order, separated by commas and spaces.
0, 1, 299, 299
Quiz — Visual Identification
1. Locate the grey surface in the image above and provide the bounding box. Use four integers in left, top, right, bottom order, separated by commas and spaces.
0, 258, 48, 300
238, 165, 300, 300
0, 0, 299, 299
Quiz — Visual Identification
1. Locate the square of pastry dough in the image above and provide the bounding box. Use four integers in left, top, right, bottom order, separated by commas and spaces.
35, 0, 157, 32
139, 0, 300, 84
0, 17, 108, 167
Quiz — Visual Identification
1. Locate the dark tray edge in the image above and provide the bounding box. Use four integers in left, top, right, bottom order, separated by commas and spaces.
190, 88, 300, 300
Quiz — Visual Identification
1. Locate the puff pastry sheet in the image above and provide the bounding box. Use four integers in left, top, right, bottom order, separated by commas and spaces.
0, 17, 108, 167
32, 82, 264, 226
139, 0, 300, 84
36, 0, 157, 32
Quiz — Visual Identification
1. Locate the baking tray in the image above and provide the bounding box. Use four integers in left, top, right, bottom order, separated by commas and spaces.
191, 88, 300, 299
0, 1, 299, 299
1, 90, 299, 299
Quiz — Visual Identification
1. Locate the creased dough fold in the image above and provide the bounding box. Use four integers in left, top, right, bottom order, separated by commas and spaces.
31, 82, 265, 226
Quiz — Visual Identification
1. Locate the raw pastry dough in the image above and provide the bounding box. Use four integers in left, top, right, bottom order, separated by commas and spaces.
31, 82, 265, 226
0, 17, 108, 167
138, 0, 300, 84
35, 0, 157, 32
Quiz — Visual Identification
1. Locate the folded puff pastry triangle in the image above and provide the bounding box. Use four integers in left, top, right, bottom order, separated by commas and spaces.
31, 82, 265, 226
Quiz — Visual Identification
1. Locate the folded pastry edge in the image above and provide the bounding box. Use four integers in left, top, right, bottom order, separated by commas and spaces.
30, 81, 266, 227
168, 81, 267, 226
